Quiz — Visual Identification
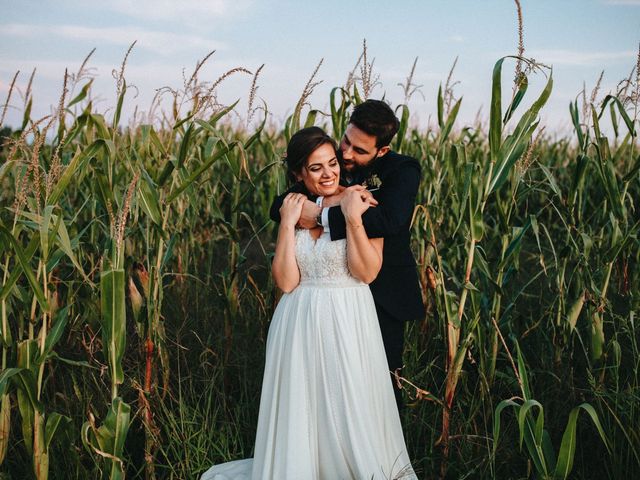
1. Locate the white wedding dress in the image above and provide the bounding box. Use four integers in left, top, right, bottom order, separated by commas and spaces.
201, 229, 416, 480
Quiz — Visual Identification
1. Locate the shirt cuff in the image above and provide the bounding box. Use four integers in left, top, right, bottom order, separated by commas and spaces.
321, 207, 330, 232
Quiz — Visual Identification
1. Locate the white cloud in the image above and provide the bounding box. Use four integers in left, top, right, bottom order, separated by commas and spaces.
0, 23, 223, 55
527, 49, 636, 66
604, 0, 640, 5
449, 35, 465, 43
57, 0, 252, 25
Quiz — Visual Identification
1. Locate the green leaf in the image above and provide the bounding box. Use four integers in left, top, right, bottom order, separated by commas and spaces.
498, 218, 531, 270
518, 399, 543, 449
112, 79, 126, 130
463, 281, 479, 292
539, 164, 562, 199
138, 168, 162, 226
516, 341, 531, 400
167, 141, 237, 202
177, 123, 195, 170
101, 268, 126, 385
35, 306, 70, 365
67, 79, 94, 108
48, 352, 96, 368
44, 412, 70, 451
17, 387, 35, 454
566, 293, 585, 330
568, 154, 590, 208
39, 205, 56, 261
503, 74, 529, 124
489, 71, 552, 194
304, 109, 321, 128
0, 368, 25, 397
469, 191, 484, 242
330, 87, 350, 140
569, 100, 586, 151
49, 139, 108, 205
437, 84, 444, 129
518, 399, 548, 475
600, 95, 636, 136
439, 98, 462, 147
609, 101, 619, 138
22, 97, 33, 130
161, 234, 177, 271
18, 210, 90, 282
11, 368, 42, 413
554, 403, 610, 479
452, 157, 473, 236
493, 398, 519, 455
0, 226, 48, 312
489, 58, 506, 163
89, 113, 111, 140
244, 101, 268, 150
208, 99, 240, 126
82, 397, 131, 480
54, 213, 90, 282
592, 136, 626, 221
0, 232, 40, 302
394, 104, 410, 151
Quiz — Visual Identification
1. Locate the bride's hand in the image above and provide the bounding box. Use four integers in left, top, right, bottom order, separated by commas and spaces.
339, 187, 377, 224
280, 193, 306, 228
324, 185, 376, 208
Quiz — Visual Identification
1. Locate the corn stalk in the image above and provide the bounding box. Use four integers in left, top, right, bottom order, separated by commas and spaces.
437, 57, 552, 475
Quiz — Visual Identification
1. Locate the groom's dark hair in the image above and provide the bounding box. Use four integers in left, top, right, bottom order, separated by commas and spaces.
349, 99, 399, 148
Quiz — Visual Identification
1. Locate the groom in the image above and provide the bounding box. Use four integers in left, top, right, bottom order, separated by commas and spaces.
270, 99, 424, 409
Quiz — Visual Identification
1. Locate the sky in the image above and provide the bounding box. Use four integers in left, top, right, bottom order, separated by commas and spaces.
0, 0, 638, 135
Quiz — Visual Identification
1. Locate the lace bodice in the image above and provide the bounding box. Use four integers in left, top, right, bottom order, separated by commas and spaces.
295, 229, 364, 287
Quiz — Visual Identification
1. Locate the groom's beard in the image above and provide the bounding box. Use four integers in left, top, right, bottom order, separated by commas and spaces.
337, 151, 365, 185
337, 150, 382, 186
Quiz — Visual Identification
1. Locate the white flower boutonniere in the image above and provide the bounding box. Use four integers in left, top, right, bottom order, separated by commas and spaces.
364, 173, 382, 191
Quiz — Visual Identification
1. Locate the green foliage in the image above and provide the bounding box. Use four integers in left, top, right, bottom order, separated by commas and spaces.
0, 51, 638, 480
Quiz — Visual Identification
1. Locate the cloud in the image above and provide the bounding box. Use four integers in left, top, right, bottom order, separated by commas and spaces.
604, 0, 640, 5
448, 35, 465, 43
0, 23, 223, 55
56, 0, 252, 25
527, 49, 636, 66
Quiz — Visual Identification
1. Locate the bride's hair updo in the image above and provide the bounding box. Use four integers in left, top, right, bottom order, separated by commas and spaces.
285, 127, 338, 184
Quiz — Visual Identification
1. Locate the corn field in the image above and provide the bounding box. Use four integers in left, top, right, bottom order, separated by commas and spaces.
0, 46, 638, 480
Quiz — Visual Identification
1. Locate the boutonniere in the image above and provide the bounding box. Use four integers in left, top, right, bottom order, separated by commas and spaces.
364, 173, 382, 191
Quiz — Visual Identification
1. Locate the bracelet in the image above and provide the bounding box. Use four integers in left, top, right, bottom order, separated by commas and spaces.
315, 196, 324, 208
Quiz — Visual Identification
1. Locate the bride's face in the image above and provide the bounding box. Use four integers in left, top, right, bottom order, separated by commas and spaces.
296, 143, 340, 197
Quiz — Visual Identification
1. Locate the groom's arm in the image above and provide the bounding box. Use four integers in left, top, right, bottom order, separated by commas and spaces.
327, 160, 421, 241
269, 183, 314, 223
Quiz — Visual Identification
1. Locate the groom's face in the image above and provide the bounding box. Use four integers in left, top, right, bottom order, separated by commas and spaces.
339, 124, 388, 172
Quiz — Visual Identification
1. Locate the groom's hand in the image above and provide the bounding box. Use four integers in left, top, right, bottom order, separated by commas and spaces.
322, 189, 347, 208
296, 200, 321, 229
323, 186, 377, 208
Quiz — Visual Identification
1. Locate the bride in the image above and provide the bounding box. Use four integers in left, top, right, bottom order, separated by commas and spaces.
201, 127, 416, 480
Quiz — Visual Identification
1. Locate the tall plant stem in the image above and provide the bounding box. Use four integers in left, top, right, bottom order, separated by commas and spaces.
488, 236, 508, 383
601, 261, 613, 304
440, 236, 476, 474
37, 261, 48, 400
